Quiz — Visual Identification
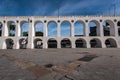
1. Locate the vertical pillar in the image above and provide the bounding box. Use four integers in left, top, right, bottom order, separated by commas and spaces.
71, 22, 74, 37
71, 39, 75, 48
57, 23, 61, 37
43, 21, 48, 49
86, 38, 90, 48
15, 21, 21, 37
43, 37, 47, 49
85, 22, 89, 37
2, 20, 8, 37
57, 39, 61, 48
43, 21, 47, 37
101, 40, 106, 48
100, 22, 104, 37
27, 18, 34, 49
115, 22, 118, 37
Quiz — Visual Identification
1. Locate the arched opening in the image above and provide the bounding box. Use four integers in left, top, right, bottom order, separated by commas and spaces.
0, 22, 3, 36
6, 38, 14, 49
48, 39, 57, 48
105, 38, 117, 48
117, 21, 120, 36
103, 20, 115, 36
74, 21, 85, 36
48, 21, 57, 37
90, 39, 102, 48
34, 39, 43, 49
21, 21, 29, 37
88, 21, 100, 36
7, 21, 16, 36
61, 21, 71, 37
61, 39, 71, 48
34, 21, 44, 36
19, 38, 28, 49
75, 39, 86, 48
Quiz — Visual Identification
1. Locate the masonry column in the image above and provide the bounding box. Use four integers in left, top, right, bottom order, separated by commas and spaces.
86, 38, 90, 48
101, 39, 106, 48
114, 21, 118, 37
71, 39, 75, 48
57, 22, 61, 37
57, 38, 61, 48
85, 22, 89, 37
100, 22, 104, 37
43, 20, 48, 49
27, 18, 34, 49
15, 20, 21, 37
2, 20, 8, 37
71, 22, 74, 37
14, 20, 20, 49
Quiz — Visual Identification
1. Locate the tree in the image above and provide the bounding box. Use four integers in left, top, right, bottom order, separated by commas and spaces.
35, 31, 43, 36
23, 32, 28, 36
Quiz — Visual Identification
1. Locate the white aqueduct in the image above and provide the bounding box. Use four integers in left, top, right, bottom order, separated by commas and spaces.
0, 16, 120, 49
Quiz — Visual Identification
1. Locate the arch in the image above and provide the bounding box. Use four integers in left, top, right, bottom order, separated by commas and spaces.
75, 39, 86, 48
117, 21, 120, 36
74, 21, 85, 36
20, 21, 29, 37
0, 22, 3, 36
7, 21, 16, 36
90, 38, 102, 48
6, 38, 14, 49
61, 38, 71, 48
88, 20, 100, 36
34, 38, 43, 49
34, 21, 44, 36
103, 20, 115, 36
19, 38, 28, 49
61, 21, 71, 37
48, 38, 57, 48
105, 38, 117, 48
47, 21, 57, 36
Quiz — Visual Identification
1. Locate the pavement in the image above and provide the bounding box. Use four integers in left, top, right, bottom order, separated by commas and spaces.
0, 48, 120, 80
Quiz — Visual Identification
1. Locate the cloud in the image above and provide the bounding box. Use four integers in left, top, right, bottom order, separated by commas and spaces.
52, 0, 117, 15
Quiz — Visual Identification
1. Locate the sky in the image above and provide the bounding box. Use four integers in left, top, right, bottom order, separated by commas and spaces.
0, 0, 119, 16
0, 0, 119, 36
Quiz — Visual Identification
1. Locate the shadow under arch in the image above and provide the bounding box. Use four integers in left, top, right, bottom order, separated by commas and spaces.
48, 38, 57, 48
34, 38, 43, 49
61, 38, 71, 48
90, 38, 102, 48
75, 38, 86, 48
105, 38, 117, 48
6, 38, 14, 49
19, 38, 28, 49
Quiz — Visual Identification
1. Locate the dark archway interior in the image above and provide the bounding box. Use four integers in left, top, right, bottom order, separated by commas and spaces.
19, 38, 28, 49
117, 21, 120, 36
48, 39, 57, 48
90, 39, 101, 48
0, 22, 2, 36
6, 39, 14, 49
34, 39, 43, 49
61, 39, 71, 48
75, 39, 86, 48
105, 39, 117, 48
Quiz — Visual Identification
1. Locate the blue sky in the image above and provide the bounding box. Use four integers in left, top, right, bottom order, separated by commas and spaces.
0, 0, 119, 16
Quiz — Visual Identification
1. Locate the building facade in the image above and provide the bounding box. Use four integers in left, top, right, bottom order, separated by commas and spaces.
0, 16, 120, 49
